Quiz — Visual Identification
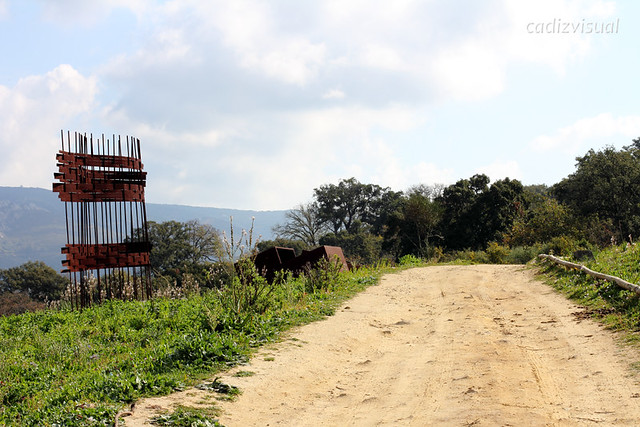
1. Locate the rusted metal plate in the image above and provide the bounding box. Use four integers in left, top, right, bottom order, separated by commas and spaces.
61, 242, 151, 272
253, 246, 297, 282
290, 245, 348, 273
253, 245, 349, 282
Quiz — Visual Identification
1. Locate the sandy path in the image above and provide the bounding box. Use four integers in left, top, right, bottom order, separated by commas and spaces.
126, 265, 640, 426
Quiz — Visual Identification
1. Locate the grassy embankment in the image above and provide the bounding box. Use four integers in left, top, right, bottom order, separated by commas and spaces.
0, 262, 391, 426
537, 242, 640, 337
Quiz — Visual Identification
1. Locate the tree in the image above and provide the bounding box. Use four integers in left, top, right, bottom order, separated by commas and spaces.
437, 174, 489, 250
257, 238, 308, 256
314, 177, 401, 234
504, 196, 573, 246
437, 175, 525, 250
272, 203, 329, 247
320, 230, 383, 265
146, 220, 222, 283
551, 143, 640, 241
477, 178, 526, 244
0, 261, 67, 302
383, 186, 444, 259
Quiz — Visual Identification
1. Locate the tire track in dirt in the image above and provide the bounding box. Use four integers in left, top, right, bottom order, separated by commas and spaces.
127, 265, 640, 426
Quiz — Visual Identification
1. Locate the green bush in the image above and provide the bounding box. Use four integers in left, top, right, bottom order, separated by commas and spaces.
216, 258, 276, 320
485, 242, 510, 264
398, 254, 424, 267
506, 246, 539, 264
444, 249, 489, 264
302, 256, 344, 294
539, 236, 575, 256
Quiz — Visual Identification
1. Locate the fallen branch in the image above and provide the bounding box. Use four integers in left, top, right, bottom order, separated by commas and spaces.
538, 254, 640, 296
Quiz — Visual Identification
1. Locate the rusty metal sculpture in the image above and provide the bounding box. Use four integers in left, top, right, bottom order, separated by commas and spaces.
252, 245, 348, 282
253, 246, 297, 282
53, 131, 152, 308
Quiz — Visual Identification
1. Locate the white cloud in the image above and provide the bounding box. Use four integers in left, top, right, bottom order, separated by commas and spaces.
183, 1, 327, 86
0, 65, 98, 188
531, 113, 640, 152
431, 40, 506, 101
358, 43, 407, 71
101, 0, 619, 111
366, 146, 455, 192
233, 105, 437, 209
0, 0, 8, 20
427, 0, 616, 101
322, 89, 345, 100
38, 0, 151, 25
2, 0, 625, 211
240, 38, 326, 86
103, 104, 430, 210
105, 30, 194, 81
474, 160, 523, 182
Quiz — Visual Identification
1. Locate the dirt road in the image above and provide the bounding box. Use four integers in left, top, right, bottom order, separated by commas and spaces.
128, 265, 640, 426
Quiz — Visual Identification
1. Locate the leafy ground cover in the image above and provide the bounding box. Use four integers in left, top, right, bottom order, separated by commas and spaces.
538, 243, 640, 334
0, 263, 388, 426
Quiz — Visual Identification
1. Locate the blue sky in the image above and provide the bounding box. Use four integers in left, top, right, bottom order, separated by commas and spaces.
1, 0, 639, 210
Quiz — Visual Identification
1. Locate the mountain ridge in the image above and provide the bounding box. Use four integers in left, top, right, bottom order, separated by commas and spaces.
0, 186, 286, 270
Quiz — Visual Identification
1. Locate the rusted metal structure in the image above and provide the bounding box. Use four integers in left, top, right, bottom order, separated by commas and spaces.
253, 245, 348, 282
53, 131, 152, 308
253, 246, 296, 282
292, 245, 348, 273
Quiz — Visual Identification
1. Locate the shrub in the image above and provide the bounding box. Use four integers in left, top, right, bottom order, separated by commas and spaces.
302, 256, 344, 294
217, 258, 276, 319
506, 246, 539, 264
398, 254, 424, 267
444, 249, 489, 264
0, 292, 46, 316
486, 242, 510, 264
538, 235, 594, 257
428, 246, 444, 263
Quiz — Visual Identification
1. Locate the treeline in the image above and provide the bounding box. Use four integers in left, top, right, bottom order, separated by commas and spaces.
3, 139, 639, 314
263, 139, 640, 263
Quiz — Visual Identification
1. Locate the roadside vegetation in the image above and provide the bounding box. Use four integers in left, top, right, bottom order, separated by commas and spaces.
538, 242, 640, 334
1, 139, 640, 424
0, 258, 390, 426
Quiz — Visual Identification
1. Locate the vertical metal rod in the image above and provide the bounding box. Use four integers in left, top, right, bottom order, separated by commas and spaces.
117, 136, 124, 297
126, 136, 136, 299
106, 136, 113, 299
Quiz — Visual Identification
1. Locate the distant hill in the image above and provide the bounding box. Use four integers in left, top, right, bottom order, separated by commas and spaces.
0, 186, 287, 270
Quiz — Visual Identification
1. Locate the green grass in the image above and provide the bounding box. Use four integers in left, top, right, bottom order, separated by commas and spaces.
0, 265, 386, 426
538, 243, 640, 333
149, 405, 222, 427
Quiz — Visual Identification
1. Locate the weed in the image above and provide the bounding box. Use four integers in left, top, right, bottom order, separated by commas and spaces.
398, 254, 424, 267
196, 378, 241, 401
233, 370, 255, 377
301, 256, 343, 293
215, 217, 279, 325
150, 406, 222, 427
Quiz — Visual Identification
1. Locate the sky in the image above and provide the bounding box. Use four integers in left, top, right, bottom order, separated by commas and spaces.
1, 0, 639, 211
